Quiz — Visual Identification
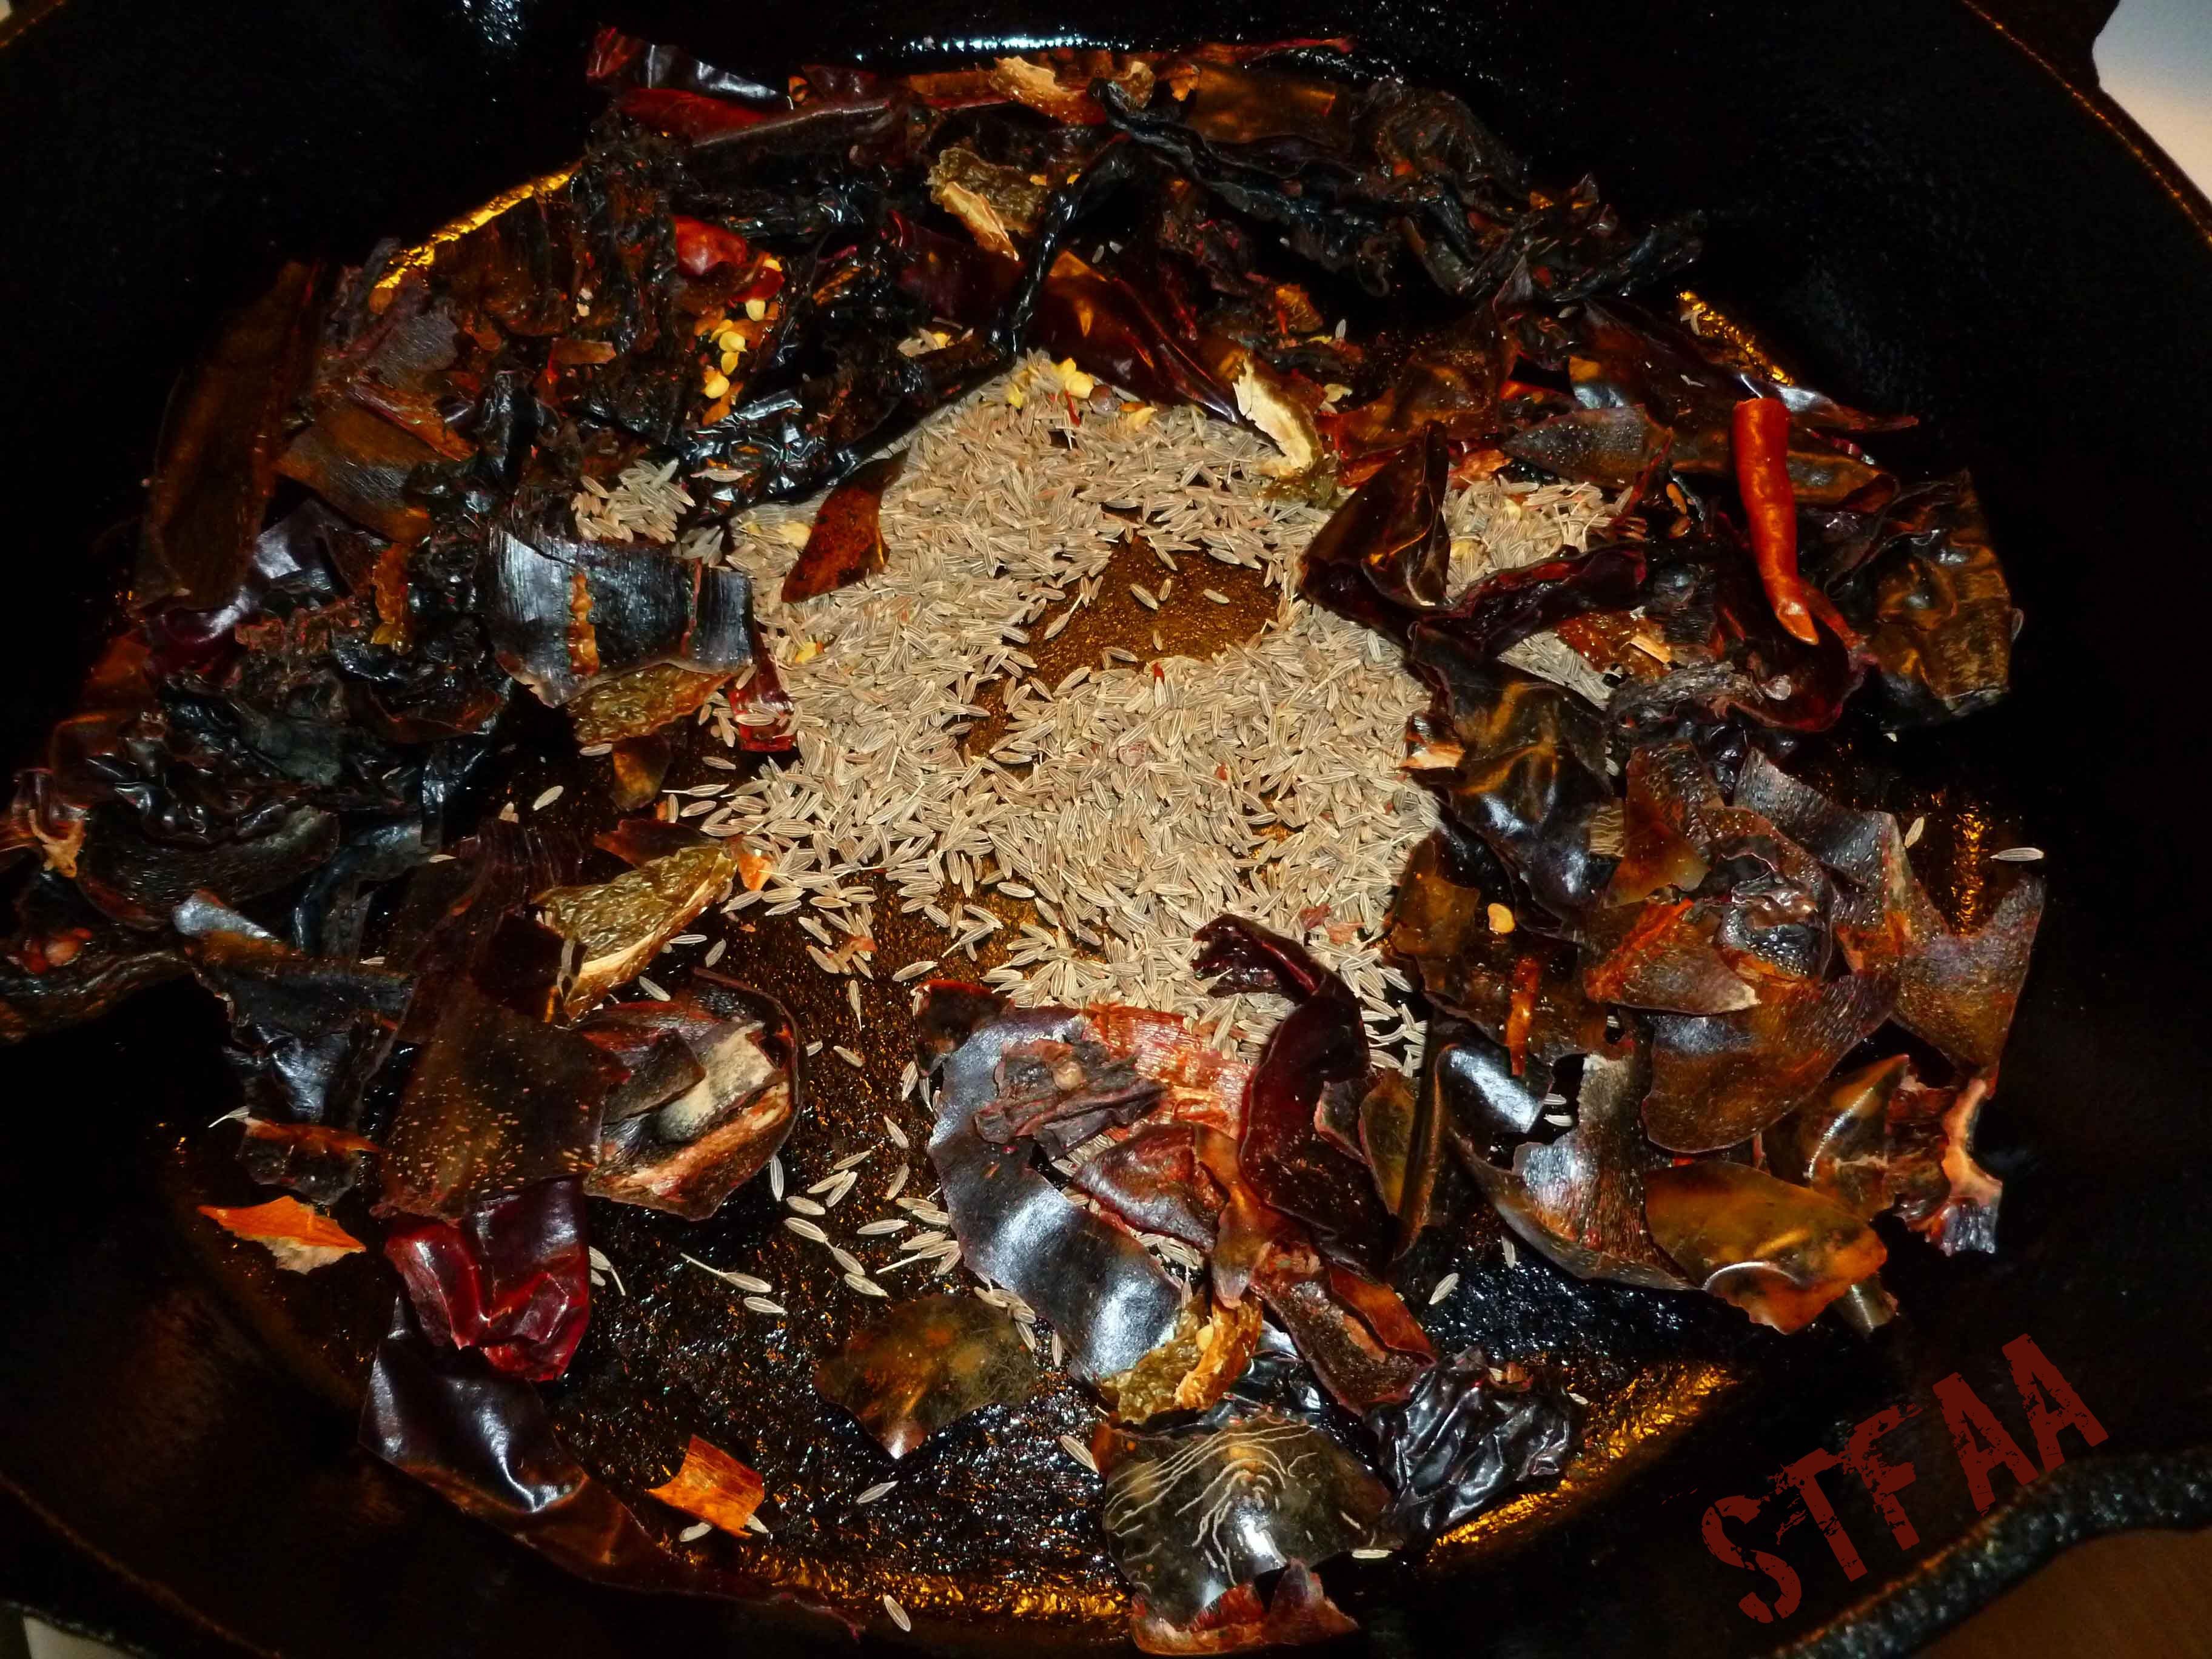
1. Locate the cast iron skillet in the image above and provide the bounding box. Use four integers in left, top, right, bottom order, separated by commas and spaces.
3, 1, 2210, 1654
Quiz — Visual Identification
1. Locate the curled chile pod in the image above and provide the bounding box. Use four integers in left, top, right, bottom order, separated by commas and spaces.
1732, 398, 1819, 645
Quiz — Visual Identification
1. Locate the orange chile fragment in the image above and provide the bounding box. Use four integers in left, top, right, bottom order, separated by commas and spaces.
1583, 898, 1695, 1004
198, 1196, 366, 1272
1505, 954, 1542, 1076
646, 1435, 765, 1535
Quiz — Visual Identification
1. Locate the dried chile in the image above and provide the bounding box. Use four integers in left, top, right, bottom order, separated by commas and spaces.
1367, 1347, 1577, 1544
383, 1176, 592, 1380
816, 1292, 1042, 1456
925, 997, 1184, 1380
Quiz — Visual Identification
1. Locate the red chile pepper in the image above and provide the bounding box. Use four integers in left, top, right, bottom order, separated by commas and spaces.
618, 88, 771, 143
1582, 898, 1694, 1005
672, 216, 751, 278
1732, 397, 1820, 645
1506, 954, 1542, 1076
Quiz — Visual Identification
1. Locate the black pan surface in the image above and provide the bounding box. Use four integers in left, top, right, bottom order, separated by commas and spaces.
2, 2, 2210, 1655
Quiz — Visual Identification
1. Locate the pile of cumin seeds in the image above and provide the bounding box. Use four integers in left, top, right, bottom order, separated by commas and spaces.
705, 355, 1615, 1056
573, 457, 693, 545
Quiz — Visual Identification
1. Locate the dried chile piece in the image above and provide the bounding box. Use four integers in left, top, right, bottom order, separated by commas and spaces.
1899, 1071, 2003, 1255
1329, 318, 1503, 458
483, 517, 766, 706
139, 261, 330, 612
289, 813, 429, 959
1324, 1261, 1435, 1359
1106, 73, 1697, 306
782, 450, 907, 602
1209, 1167, 1300, 1310
646, 1437, 765, 1534
974, 1034, 1165, 1154
383, 825, 585, 1011
537, 840, 737, 1016
961, 53, 1157, 125
672, 216, 751, 276
1401, 879, 1609, 1050
1404, 933, 1612, 1103
1643, 1160, 1888, 1333
437, 195, 580, 340
1193, 917, 1389, 1249
1504, 953, 1541, 1074
73, 802, 340, 930
1178, 59, 1356, 149
568, 662, 731, 745
460, 911, 565, 1027
928, 146, 1050, 258
1568, 300, 1912, 437
383, 1176, 592, 1381
1453, 1049, 1687, 1290
1693, 807, 1836, 982
581, 976, 799, 1219
927, 1000, 1182, 1379
380, 975, 614, 1219
156, 483, 354, 649
816, 1292, 1041, 1457
1250, 1235, 1434, 1410
233, 1119, 384, 1199
1366, 1347, 1577, 1543
1383, 831, 1490, 973
1606, 741, 1721, 903
1128, 1563, 1356, 1655
1501, 405, 1672, 491
1404, 632, 1613, 924
1303, 447, 1643, 652
1358, 1068, 1441, 1259
1734, 752, 2042, 1069
686, 96, 922, 182
198, 1195, 366, 1273
276, 400, 443, 545
1426, 1014, 1546, 1144
0, 877, 187, 1041
891, 212, 1021, 330
176, 911, 413, 1200
363, 1301, 720, 1590
1101, 1413, 1396, 1626
1628, 526, 1869, 734
1643, 971, 1897, 1153
1731, 398, 1820, 643
608, 734, 674, 807
1829, 475, 2014, 724
1031, 252, 1242, 424
1424, 544, 1650, 666
1580, 897, 1757, 1014
1298, 428, 1449, 628
1771, 1058, 2004, 1254
1085, 1003, 1253, 1136
587, 1024, 706, 1123
1768, 1053, 1912, 1221
1101, 1294, 1265, 1424
1871, 843, 2039, 1065
1071, 1122, 1228, 1248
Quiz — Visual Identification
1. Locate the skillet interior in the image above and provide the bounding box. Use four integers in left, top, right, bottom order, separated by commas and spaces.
2, 1, 2211, 1654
